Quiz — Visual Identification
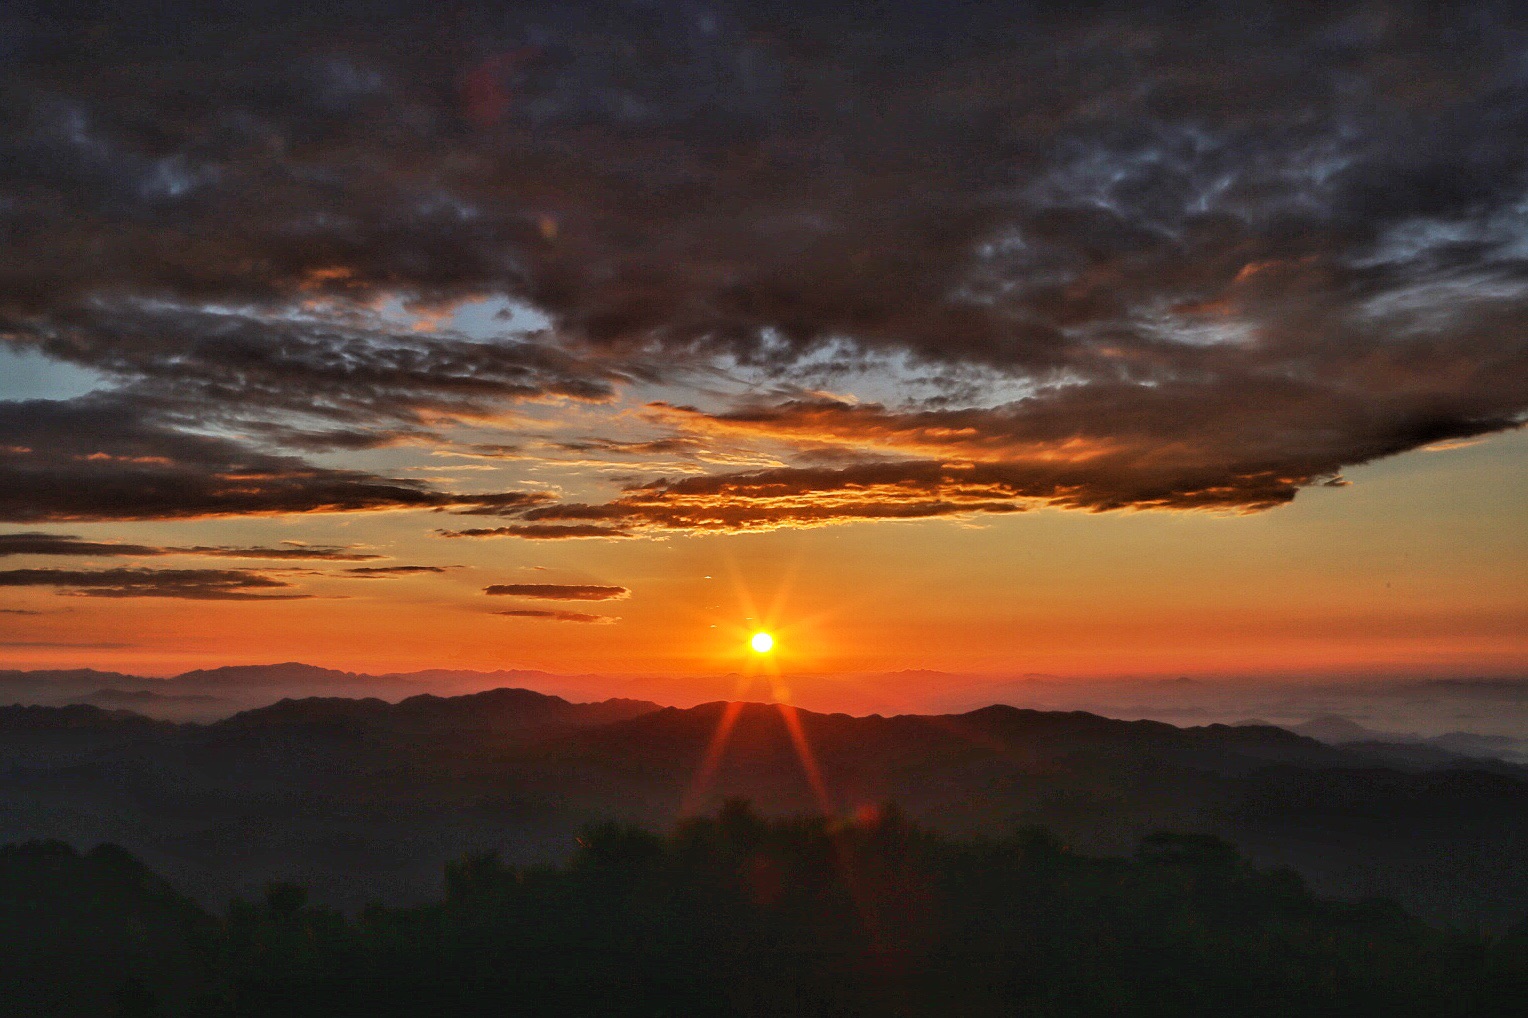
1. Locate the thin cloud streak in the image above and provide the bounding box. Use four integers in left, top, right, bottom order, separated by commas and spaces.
440, 524, 634, 540
345, 566, 455, 576
0, 533, 387, 560
0, 567, 311, 600
494, 608, 615, 623
483, 583, 630, 600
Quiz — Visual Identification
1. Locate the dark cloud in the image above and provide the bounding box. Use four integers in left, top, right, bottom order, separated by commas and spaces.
551, 438, 711, 457
439, 524, 632, 539
0, 0, 1525, 520
493, 609, 614, 623
0, 395, 552, 522
344, 565, 453, 576
0, 608, 44, 615
482, 583, 629, 600
193, 544, 385, 561
0, 532, 386, 560
0, 567, 310, 600
577, 382, 1524, 519
0, 533, 165, 557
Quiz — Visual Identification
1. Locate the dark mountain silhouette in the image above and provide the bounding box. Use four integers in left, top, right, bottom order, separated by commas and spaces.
0, 662, 644, 721
0, 702, 173, 757
0, 702, 167, 731
1435, 731, 1524, 757
0, 840, 214, 1016
5, 665, 1528, 750
83, 688, 230, 722
0, 668, 149, 705
2, 690, 1527, 928
170, 661, 359, 686
219, 688, 661, 743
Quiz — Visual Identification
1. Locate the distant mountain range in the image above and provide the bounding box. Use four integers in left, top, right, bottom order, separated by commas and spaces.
1279, 714, 1528, 765
5, 662, 1527, 739
2, 685, 1527, 931
0, 662, 578, 720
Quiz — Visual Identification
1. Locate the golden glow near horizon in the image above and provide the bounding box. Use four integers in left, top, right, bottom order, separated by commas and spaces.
0, 432, 1521, 699
750, 631, 775, 654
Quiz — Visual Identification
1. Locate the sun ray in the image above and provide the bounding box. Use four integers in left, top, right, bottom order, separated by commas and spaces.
775, 701, 834, 816
679, 699, 746, 816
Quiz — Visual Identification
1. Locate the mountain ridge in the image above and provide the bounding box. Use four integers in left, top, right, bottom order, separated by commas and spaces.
2, 690, 1527, 927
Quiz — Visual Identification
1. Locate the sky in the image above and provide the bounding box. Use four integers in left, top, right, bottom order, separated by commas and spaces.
0, 1, 1524, 697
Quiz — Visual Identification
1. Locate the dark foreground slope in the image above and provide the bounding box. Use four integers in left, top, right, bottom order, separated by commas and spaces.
5, 809, 1528, 1018
2, 694, 1527, 928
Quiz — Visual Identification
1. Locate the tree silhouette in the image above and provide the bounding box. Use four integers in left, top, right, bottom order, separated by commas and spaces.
5, 808, 1528, 1016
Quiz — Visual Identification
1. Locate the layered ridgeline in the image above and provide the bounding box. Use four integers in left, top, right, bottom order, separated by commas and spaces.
6, 664, 1528, 751
2, 690, 1528, 930
5, 810, 1528, 1017
0, 663, 586, 721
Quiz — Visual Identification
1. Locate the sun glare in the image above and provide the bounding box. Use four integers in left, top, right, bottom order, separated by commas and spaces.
750, 631, 775, 654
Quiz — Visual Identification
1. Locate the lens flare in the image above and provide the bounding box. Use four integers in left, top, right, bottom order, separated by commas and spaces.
750, 631, 774, 654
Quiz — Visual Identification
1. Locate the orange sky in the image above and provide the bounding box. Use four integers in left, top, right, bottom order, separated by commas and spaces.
5, 425, 1521, 702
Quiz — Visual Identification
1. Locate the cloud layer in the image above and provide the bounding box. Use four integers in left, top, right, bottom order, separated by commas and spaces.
2, 0, 1526, 531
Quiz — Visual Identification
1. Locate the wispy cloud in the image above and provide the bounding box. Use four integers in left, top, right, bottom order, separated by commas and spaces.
493, 608, 615, 623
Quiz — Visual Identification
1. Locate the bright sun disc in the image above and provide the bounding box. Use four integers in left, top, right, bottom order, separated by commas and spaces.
750, 631, 774, 654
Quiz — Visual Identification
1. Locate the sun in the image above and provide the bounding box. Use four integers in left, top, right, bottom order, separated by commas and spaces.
749, 631, 775, 654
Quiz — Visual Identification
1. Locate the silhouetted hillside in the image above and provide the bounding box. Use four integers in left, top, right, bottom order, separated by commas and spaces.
221, 687, 659, 737
0, 703, 173, 768
0, 840, 214, 1016
1, 693, 1527, 927
0, 702, 164, 731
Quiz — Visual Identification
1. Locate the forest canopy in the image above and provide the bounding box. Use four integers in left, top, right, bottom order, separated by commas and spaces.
4, 802, 1528, 1017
